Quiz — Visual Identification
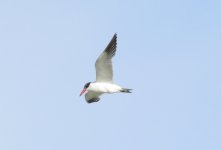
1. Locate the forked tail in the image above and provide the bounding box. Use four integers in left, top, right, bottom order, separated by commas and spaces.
120, 88, 132, 93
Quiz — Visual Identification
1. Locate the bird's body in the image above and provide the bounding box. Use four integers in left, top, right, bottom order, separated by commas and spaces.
87, 82, 122, 93
80, 34, 131, 103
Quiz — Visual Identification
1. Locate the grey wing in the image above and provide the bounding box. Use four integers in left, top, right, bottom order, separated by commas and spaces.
95, 33, 117, 83
85, 91, 101, 103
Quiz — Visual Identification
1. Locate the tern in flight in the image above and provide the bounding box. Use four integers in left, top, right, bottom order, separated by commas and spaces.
80, 34, 132, 103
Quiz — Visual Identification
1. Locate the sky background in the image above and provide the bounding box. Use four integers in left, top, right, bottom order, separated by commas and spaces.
0, 0, 221, 150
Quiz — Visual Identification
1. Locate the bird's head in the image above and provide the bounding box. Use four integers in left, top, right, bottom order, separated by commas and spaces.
80, 82, 91, 96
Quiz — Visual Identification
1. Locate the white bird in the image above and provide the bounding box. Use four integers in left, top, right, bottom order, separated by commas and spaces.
80, 34, 132, 103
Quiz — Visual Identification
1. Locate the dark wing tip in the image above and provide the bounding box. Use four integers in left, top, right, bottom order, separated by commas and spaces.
86, 97, 100, 103
104, 33, 117, 57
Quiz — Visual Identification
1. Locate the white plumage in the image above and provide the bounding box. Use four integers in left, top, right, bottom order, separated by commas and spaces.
80, 34, 131, 103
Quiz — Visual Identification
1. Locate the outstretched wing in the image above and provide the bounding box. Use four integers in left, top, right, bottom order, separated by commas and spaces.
95, 34, 117, 83
85, 91, 101, 103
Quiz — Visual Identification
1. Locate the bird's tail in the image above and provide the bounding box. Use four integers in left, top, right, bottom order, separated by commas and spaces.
120, 88, 132, 93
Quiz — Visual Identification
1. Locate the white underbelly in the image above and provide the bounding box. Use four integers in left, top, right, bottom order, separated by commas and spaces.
88, 82, 122, 93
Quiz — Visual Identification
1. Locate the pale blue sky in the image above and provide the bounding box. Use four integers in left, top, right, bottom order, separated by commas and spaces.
0, 0, 221, 150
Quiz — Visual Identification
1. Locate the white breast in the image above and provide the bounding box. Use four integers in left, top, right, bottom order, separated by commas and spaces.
88, 82, 122, 93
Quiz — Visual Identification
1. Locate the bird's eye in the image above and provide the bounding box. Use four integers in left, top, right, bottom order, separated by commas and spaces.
84, 82, 91, 88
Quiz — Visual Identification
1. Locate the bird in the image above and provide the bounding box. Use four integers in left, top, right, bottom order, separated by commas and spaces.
80, 33, 132, 103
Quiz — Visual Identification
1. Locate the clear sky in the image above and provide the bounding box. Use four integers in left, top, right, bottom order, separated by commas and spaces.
0, 0, 220, 150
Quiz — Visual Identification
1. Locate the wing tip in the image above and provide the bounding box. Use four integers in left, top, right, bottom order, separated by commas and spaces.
114, 32, 117, 37
103, 33, 117, 55
113, 33, 117, 41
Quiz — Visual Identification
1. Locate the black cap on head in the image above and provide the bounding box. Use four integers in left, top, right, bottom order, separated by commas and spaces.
84, 82, 91, 89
